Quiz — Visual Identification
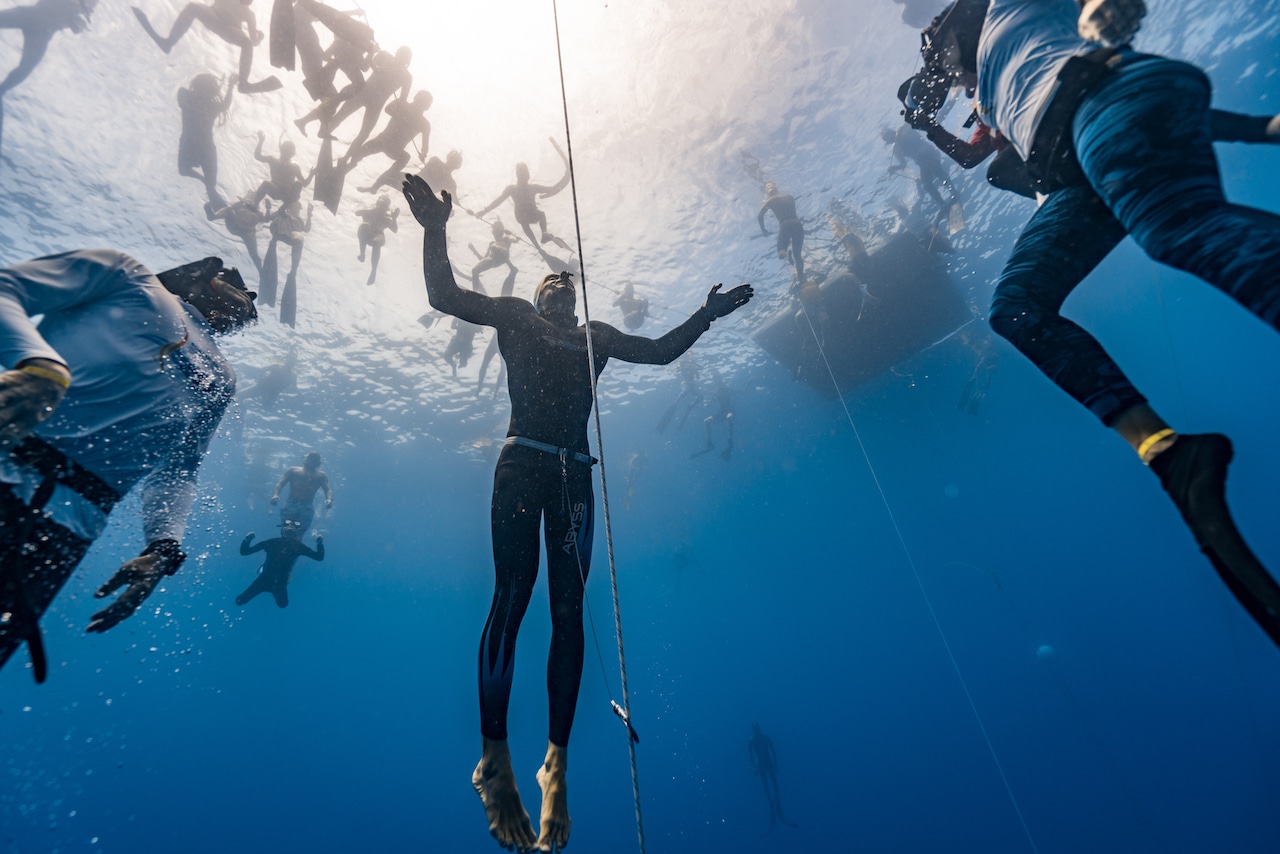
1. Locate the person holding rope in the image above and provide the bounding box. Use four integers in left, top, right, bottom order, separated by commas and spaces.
403, 173, 752, 853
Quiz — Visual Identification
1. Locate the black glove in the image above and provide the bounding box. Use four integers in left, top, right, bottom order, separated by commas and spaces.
905, 110, 937, 133
86, 539, 185, 633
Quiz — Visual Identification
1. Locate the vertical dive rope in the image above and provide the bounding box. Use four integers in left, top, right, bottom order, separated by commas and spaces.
550, 3, 647, 853
797, 310, 1040, 854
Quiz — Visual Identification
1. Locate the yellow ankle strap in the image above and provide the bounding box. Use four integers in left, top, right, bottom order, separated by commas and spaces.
1138, 427, 1177, 463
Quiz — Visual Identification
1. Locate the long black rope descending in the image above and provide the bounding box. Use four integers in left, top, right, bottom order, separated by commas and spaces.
550, 3, 647, 853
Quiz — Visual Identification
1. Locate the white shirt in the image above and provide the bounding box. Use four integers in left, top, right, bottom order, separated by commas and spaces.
0, 250, 236, 542
976, 0, 1094, 159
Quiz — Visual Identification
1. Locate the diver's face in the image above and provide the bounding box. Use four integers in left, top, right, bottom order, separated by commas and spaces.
282, 521, 303, 540
537, 275, 577, 326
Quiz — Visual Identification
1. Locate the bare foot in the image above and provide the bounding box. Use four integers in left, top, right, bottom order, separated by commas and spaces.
473, 739, 537, 852
535, 743, 570, 851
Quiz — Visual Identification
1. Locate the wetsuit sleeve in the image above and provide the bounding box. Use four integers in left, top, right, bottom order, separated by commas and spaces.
1209, 110, 1273, 143
422, 221, 531, 327
596, 310, 712, 366
921, 120, 1000, 168
757, 199, 774, 232
0, 250, 147, 369
241, 536, 269, 555
139, 333, 236, 544
303, 541, 325, 561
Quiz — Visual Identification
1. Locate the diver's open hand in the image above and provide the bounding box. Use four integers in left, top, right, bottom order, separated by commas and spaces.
702, 283, 754, 320
403, 174, 452, 231
86, 554, 168, 633
0, 361, 69, 448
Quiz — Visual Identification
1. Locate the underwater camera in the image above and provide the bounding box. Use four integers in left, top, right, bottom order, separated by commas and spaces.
897, 67, 951, 125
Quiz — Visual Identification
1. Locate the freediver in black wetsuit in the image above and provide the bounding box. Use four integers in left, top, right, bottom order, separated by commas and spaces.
235, 520, 323, 608
748, 722, 797, 833
403, 173, 752, 854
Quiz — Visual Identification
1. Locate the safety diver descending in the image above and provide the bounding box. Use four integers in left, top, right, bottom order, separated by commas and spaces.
906, 0, 1280, 647
403, 173, 752, 853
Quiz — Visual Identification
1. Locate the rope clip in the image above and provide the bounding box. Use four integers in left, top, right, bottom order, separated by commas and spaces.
611, 700, 640, 744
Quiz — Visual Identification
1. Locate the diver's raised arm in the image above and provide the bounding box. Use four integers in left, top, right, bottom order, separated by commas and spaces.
604, 282, 753, 365
403, 175, 503, 325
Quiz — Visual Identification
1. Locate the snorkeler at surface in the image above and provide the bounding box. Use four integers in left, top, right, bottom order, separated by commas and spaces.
176, 72, 234, 206
132, 0, 281, 93
251, 131, 313, 207
612, 282, 650, 331
470, 219, 518, 296
0, 0, 96, 154
0, 251, 257, 683
206, 193, 270, 273
356, 195, 399, 285
270, 450, 331, 533
403, 173, 752, 853
909, 0, 1280, 647
758, 182, 806, 282
295, 44, 412, 153
235, 521, 323, 608
347, 89, 432, 194
477, 139, 574, 254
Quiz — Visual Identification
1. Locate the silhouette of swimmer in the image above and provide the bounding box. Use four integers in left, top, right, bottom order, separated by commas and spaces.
656, 354, 703, 434
270, 450, 331, 531
758, 182, 805, 282
132, 0, 282, 94
177, 72, 234, 205
690, 368, 734, 461
289, 0, 375, 101
477, 138, 573, 252
235, 522, 323, 608
206, 194, 270, 273
242, 444, 271, 511
748, 723, 797, 832
883, 124, 959, 220
443, 317, 480, 376
470, 219, 518, 296
296, 44, 412, 153
0, 0, 97, 155
623, 449, 647, 511
356, 195, 399, 285
613, 282, 649, 331
417, 149, 462, 205
263, 200, 312, 321
348, 89, 432, 194
252, 131, 313, 206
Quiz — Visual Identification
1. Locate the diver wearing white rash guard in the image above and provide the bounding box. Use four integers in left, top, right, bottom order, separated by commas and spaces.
0, 249, 256, 682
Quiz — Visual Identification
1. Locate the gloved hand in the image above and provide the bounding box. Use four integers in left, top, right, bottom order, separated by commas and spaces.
701, 283, 754, 321
905, 110, 938, 133
1078, 0, 1146, 46
86, 539, 185, 633
0, 361, 70, 448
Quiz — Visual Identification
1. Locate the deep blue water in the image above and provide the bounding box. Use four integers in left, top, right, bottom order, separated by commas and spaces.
3, 1, 1280, 852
